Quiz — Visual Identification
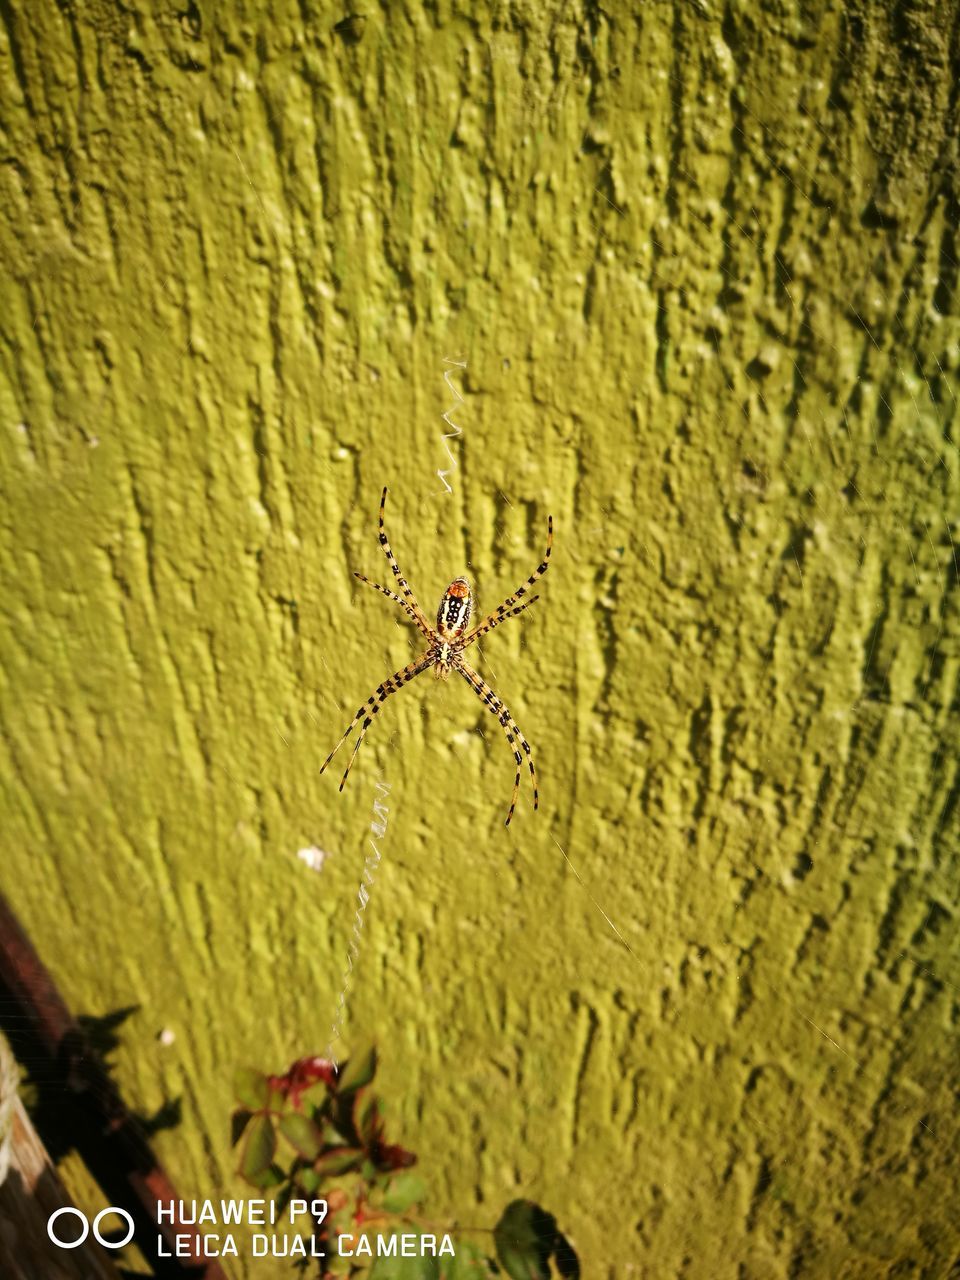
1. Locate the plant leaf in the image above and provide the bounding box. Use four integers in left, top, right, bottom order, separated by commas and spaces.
230, 1108, 254, 1147
337, 1042, 377, 1094
372, 1140, 417, 1171
234, 1067, 269, 1110
246, 1161, 287, 1190
279, 1110, 324, 1160
325, 1246, 355, 1277
239, 1113, 276, 1182
267, 1081, 289, 1112
320, 1118, 351, 1147
381, 1172, 426, 1214
297, 1166, 321, 1193
493, 1201, 556, 1280
313, 1145, 364, 1177
353, 1088, 382, 1145
437, 1240, 493, 1278
367, 1234, 440, 1279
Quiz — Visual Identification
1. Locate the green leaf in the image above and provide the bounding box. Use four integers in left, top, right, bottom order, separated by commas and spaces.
493, 1201, 555, 1280
279, 1110, 324, 1160
354, 1088, 381, 1145
239, 1113, 276, 1182
337, 1042, 377, 1094
381, 1172, 426, 1214
230, 1108, 254, 1147
313, 1145, 364, 1177
438, 1240, 493, 1278
319, 1117, 350, 1150
367, 1234, 440, 1279
297, 1166, 321, 1193
234, 1067, 270, 1110
325, 1242, 356, 1276
298, 1080, 333, 1115
246, 1161, 287, 1191
267, 1082, 289, 1112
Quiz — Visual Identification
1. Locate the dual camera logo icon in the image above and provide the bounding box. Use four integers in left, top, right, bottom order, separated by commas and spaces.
47, 1206, 135, 1250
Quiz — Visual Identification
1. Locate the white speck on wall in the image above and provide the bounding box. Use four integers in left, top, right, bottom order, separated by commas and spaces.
297, 846, 330, 873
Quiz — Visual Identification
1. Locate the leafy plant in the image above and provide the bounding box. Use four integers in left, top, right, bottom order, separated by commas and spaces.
232, 1047, 579, 1279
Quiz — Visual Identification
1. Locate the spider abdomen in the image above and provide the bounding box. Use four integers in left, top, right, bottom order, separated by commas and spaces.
436, 576, 473, 640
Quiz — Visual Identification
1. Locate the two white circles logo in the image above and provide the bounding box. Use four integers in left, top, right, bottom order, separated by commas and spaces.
47, 1206, 135, 1249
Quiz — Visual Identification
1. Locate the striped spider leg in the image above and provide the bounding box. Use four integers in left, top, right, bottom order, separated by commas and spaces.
453, 657, 538, 825
462, 513, 553, 647
351, 487, 434, 639
321, 488, 553, 824
320, 653, 433, 792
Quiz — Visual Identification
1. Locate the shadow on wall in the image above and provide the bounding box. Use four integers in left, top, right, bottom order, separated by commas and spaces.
0, 889, 226, 1279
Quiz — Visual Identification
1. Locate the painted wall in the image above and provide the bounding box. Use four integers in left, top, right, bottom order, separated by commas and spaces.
1, 1, 959, 1274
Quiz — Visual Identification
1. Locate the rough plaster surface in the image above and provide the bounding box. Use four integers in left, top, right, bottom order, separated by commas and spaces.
1, 1, 959, 1275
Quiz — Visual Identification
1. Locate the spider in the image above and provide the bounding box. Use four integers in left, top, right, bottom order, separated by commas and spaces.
320, 487, 553, 825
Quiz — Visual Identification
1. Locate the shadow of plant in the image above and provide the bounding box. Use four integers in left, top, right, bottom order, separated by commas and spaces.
8, 1006, 182, 1164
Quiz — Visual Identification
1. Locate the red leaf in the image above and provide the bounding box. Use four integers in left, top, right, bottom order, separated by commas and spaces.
372, 1140, 416, 1171
268, 1056, 338, 1108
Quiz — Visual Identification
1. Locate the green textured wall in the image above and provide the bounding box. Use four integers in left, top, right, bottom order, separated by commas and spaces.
2, 0, 960, 1275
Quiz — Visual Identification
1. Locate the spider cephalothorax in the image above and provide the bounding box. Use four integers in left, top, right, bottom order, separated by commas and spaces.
320, 488, 552, 825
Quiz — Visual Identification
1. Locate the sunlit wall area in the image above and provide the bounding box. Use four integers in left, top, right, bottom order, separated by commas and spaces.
1, 2, 958, 1275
